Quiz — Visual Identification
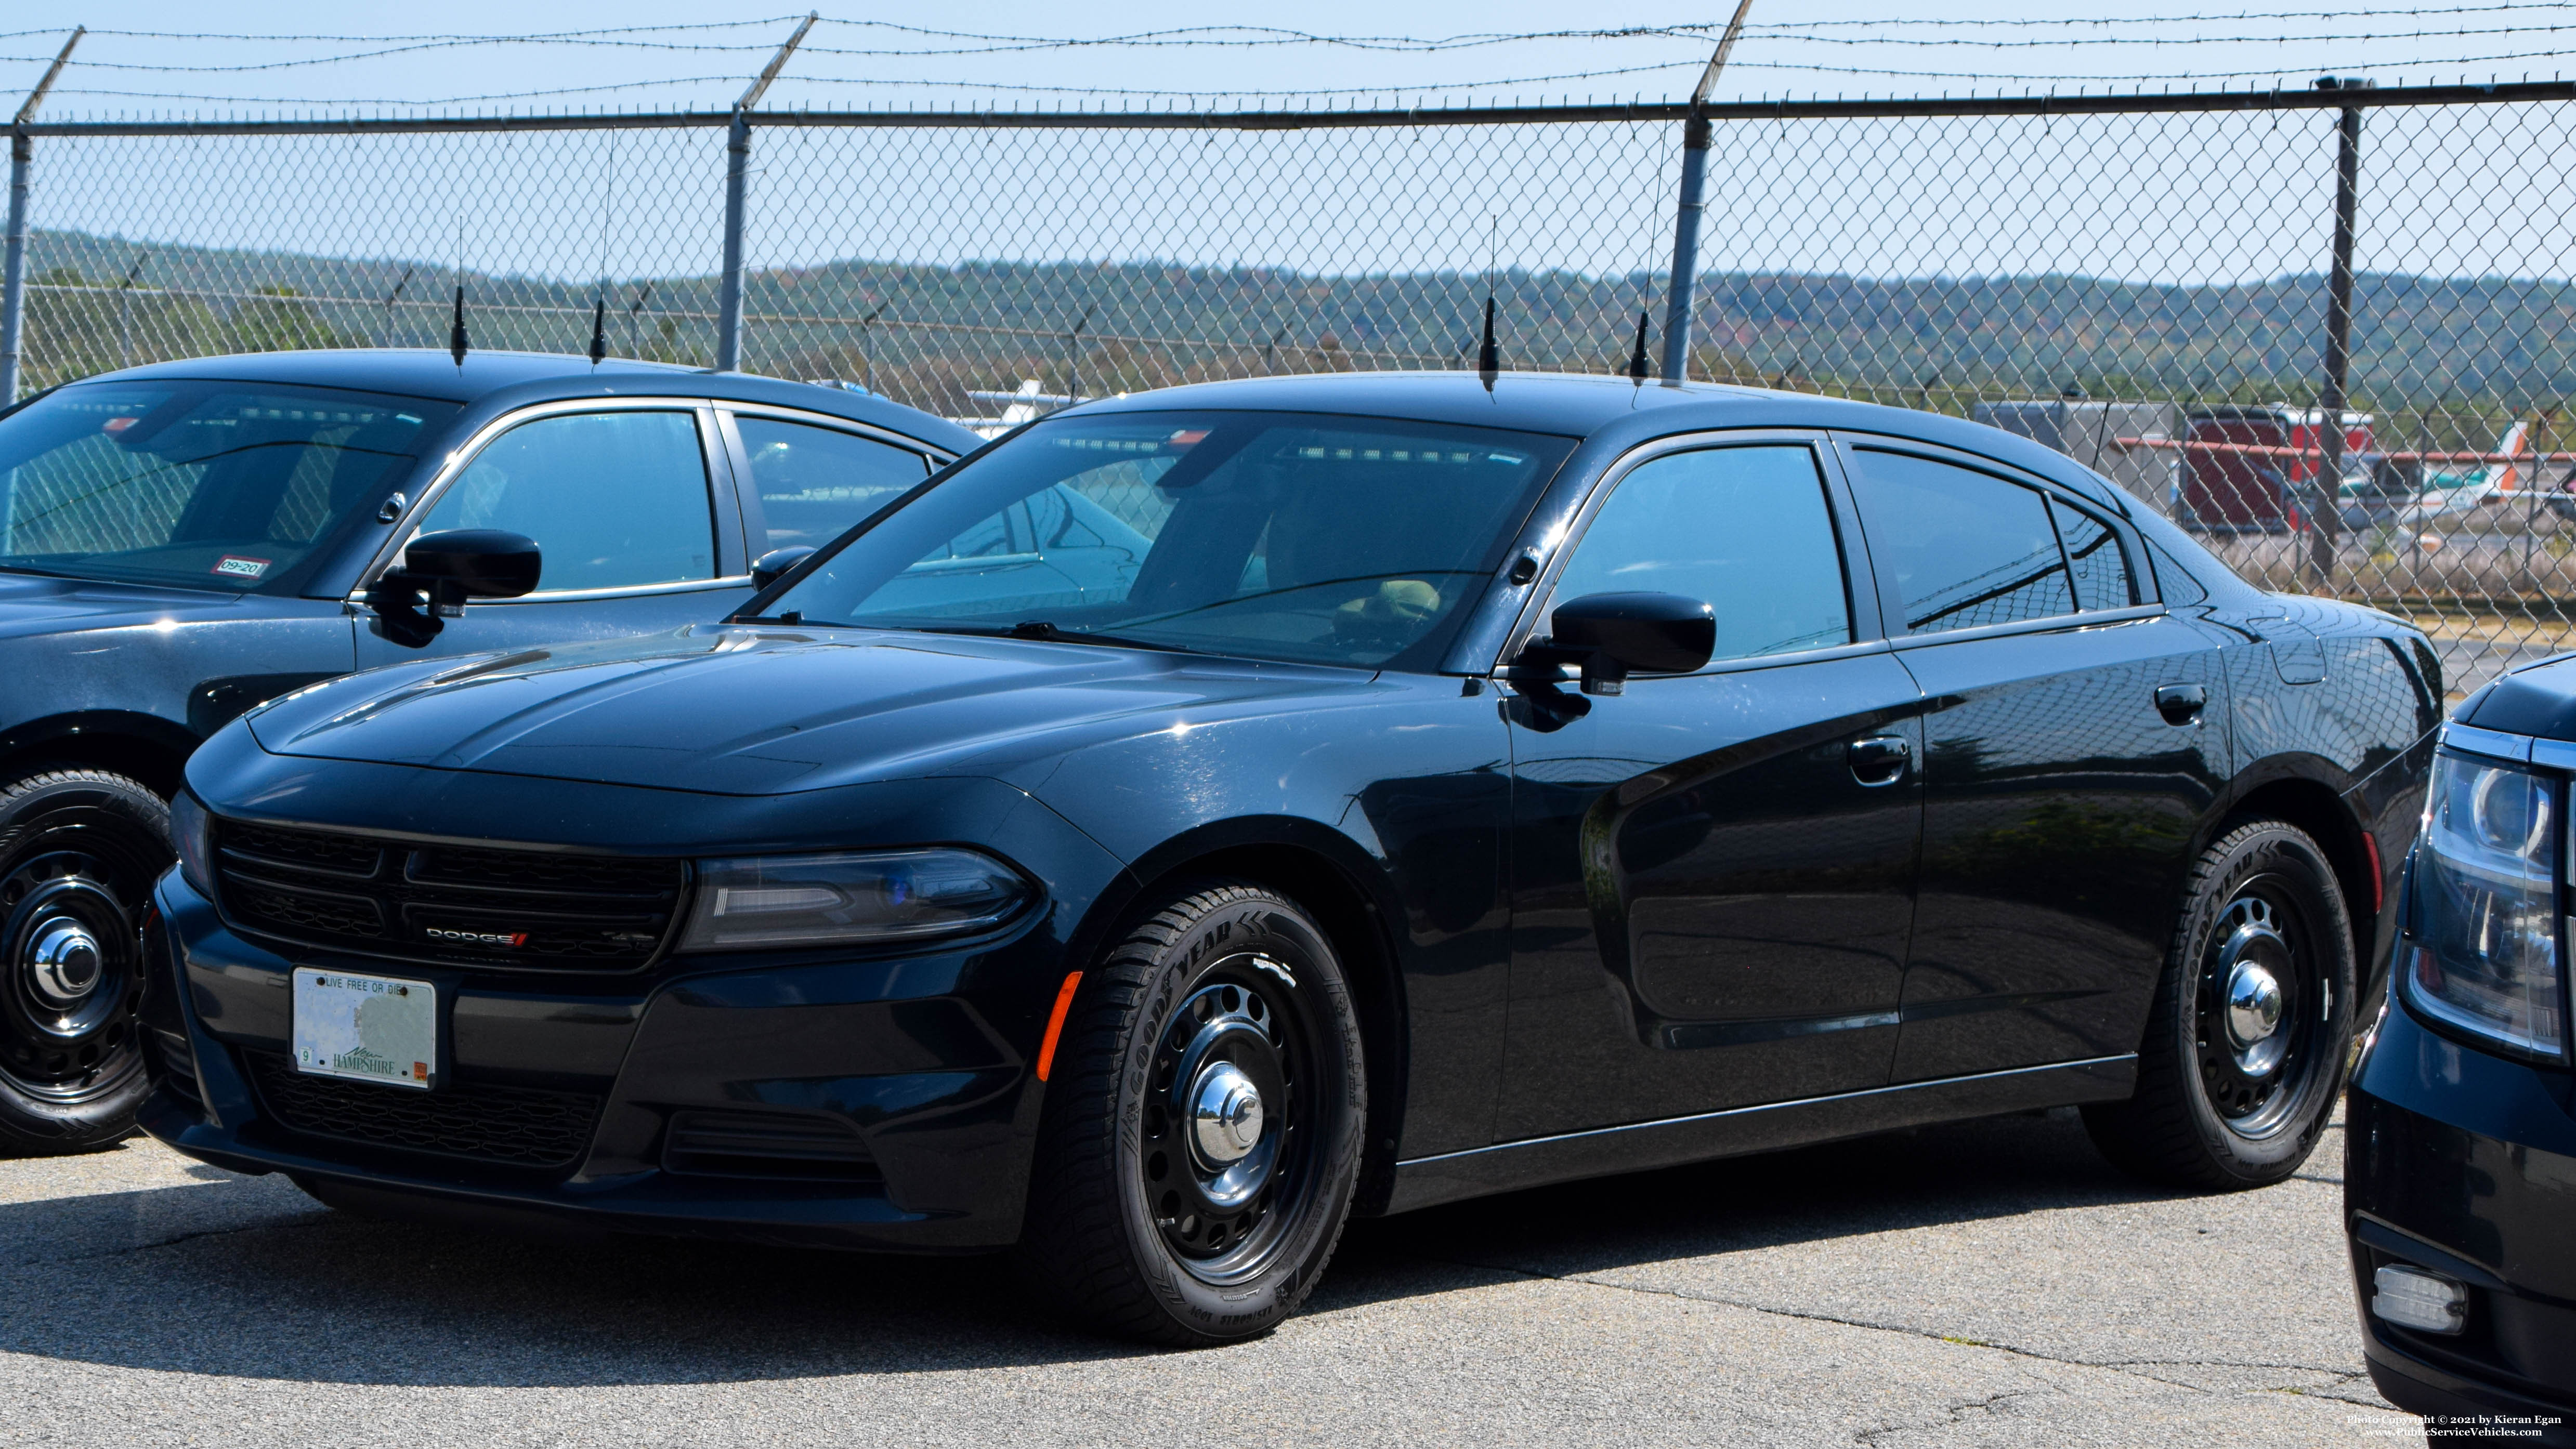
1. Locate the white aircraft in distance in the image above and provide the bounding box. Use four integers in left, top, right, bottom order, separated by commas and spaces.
2120, 412, 2571, 527
959, 379, 1080, 438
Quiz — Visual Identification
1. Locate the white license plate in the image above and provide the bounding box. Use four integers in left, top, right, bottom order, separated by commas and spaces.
292, 970, 437, 1090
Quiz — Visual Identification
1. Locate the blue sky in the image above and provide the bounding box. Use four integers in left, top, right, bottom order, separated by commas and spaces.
8, 4, 2569, 117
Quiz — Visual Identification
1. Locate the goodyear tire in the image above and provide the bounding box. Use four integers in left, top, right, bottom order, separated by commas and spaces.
2083, 819, 2356, 1189
1022, 880, 1366, 1346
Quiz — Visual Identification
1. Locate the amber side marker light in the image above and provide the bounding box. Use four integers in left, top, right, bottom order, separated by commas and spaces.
1035, 971, 1083, 1083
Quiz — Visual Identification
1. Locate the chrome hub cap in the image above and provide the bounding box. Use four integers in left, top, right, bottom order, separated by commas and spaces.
24, 918, 104, 1010
2225, 959, 2286, 1065
1189, 1060, 1265, 1167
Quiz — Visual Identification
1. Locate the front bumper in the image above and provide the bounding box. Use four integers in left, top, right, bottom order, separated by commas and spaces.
2346, 999, 2576, 1438
140, 867, 1081, 1252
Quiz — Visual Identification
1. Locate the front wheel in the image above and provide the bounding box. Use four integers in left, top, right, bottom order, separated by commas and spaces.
0, 769, 166, 1156
2083, 818, 2356, 1189
1022, 881, 1366, 1346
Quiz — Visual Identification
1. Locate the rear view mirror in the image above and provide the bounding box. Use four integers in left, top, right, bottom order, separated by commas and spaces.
1525, 591, 1716, 695
365, 529, 541, 649
751, 545, 817, 590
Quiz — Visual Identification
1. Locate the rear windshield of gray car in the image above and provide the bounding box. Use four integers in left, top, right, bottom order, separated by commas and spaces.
761, 410, 1575, 670
0, 380, 460, 593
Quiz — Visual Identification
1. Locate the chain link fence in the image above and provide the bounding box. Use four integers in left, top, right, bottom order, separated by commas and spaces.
10, 86, 2576, 694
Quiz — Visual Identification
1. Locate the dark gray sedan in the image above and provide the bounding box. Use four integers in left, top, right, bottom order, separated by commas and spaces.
0, 348, 973, 1154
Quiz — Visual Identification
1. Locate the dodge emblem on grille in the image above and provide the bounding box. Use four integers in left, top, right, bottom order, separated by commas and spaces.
425, 926, 528, 948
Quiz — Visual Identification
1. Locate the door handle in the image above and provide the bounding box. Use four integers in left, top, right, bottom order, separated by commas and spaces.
1848, 734, 1912, 786
2154, 683, 2208, 726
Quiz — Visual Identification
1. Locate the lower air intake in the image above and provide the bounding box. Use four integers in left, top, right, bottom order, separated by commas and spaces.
244, 1051, 600, 1169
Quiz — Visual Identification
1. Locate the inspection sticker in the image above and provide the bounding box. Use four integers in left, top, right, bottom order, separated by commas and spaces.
212, 556, 271, 579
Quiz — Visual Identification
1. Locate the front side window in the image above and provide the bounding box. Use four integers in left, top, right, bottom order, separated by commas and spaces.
1552, 444, 1851, 664
418, 410, 715, 592
1848, 449, 2074, 635
765, 411, 1573, 669
734, 416, 930, 554
0, 380, 457, 591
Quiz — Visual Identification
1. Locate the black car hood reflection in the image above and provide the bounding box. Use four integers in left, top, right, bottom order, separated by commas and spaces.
245, 624, 1380, 795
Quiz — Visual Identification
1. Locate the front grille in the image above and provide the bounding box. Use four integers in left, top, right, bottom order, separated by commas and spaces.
662, 1108, 882, 1182
212, 819, 686, 971
244, 1051, 600, 1168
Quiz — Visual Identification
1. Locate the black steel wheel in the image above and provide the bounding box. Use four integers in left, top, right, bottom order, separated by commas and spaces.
0, 769, 166, 1156
2084, 818, 2355, 1189
1023, 880, 1365, 1346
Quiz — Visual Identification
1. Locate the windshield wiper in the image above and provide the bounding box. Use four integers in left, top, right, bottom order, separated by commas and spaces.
902, 620, 1201, 655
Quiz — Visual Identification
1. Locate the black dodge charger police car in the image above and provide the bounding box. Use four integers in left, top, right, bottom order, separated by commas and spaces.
137, 371, 2440, 1344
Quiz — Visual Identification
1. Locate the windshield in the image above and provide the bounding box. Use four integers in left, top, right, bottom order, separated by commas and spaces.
761, 410, 1574, 669
0, 380, 460, 592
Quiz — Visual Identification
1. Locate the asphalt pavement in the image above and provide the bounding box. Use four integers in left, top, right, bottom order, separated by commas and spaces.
1, 1106, 2421, 1447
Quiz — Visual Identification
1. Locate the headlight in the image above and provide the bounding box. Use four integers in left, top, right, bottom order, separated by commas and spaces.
170, 789, 217, 899
676, 848, 1033, 952
2402, 748, 2564, 1058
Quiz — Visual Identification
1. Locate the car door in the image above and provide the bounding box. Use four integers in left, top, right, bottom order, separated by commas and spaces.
1834, 436, 2232, 1084
1497, 433, 1926, 1141
354, 402, 748, 666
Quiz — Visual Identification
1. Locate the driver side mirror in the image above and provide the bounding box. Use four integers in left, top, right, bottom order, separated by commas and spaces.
751, 545, 817, 590
365, 529, 541, 649
1521, 591, 1716, 696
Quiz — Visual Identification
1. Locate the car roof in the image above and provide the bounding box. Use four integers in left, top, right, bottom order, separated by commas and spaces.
1067, 371, 2128, 501
69, 349, 982, 453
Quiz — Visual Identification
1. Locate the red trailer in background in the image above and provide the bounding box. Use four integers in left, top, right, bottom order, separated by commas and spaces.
2179, 404, 2376, 531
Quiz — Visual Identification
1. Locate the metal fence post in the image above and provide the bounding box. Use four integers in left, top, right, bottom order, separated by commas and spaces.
714, 13, 816, 374
1, 28, 81, 404
716, 110, 750, 372
2311, 76, 2374, 592
1, 133, 30, 405
1657, 116, 1712, 387
1657, 2, 1754, 386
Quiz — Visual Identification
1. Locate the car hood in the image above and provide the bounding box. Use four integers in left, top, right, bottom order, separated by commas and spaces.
245, 624, 1382, 796
0, 569, 266, 639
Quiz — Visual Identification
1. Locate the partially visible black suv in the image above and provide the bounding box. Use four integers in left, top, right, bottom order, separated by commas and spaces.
2348, 662, 2576, 1442
142, 371, 2444, 1344
0, 349, 973, 1153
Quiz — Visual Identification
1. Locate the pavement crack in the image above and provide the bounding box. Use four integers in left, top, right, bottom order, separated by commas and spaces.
59, 1212, 327, 1264
1401, 1248, 2386, 1401
1854, 1390, 2033, 1447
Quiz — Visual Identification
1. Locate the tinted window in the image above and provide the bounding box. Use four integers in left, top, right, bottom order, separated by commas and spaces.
1849, 450, 2073, 635
735, 416, 929, 553
420, 411, 714, 592
1554, 445, 1850, 663
769, 411, 1572, 669
2049, 496, 2135, 611
0, 381, 456, 592
2146, 538, 2208, 606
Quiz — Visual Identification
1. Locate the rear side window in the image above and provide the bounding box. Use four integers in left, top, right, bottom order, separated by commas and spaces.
1553, 444, 1852, 663
420, 410, 715, 592
734, 417, 930, 554
1847, 449, 2073, 635
2049, 497, 2137, 610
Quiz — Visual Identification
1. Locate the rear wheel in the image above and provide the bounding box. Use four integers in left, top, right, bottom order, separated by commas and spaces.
1022, 881, 1366, 1346
2083, 819, 2355, 1189
0, 769, 165, 1156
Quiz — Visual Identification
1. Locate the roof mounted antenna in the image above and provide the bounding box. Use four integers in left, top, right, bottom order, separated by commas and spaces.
449, 285, 468, 367
1476, 295, 1499, 392
587, 296, 608, 365
1626, 310, 1651, 384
